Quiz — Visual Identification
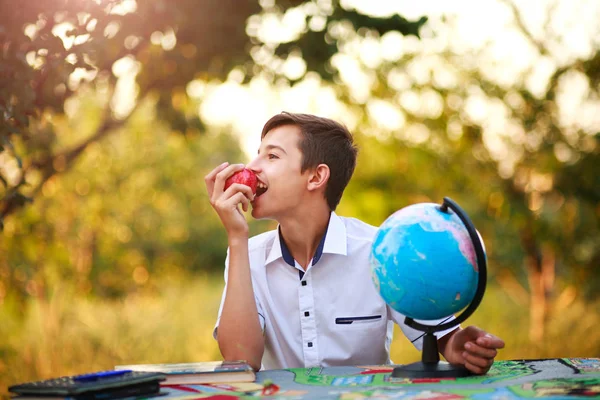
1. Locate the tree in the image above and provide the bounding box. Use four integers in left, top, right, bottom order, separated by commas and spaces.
0, 0, 425, 228
0, 0, 260, 225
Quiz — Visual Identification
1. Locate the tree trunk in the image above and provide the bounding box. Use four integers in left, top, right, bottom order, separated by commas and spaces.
522, 230, 555, 341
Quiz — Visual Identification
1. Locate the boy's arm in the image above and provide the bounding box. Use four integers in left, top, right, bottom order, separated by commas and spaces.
217, 237, 264, 371
205, 162, 264, 371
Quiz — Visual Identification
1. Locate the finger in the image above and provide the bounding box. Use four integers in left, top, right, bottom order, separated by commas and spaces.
232, 192, 250, 213
465, 341, 498, 359
462, 350, 494, 369
223, 183, 255, 202
462, 325, 487, 340
464, 360, 486, 375
205, 162, 229, 196
213, 164, 246, 201
475, 334, 505, 349
216, 191, 250, 211
232, 190, 251, 212
205, 162, 230, 184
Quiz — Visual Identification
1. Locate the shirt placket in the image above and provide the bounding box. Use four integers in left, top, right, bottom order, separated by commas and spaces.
296, 262, 319, 367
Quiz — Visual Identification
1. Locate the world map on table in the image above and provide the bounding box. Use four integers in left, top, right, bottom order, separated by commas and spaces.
159, 358, 600, 399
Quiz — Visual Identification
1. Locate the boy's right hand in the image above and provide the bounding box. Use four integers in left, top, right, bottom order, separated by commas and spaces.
205, 162, 256, 239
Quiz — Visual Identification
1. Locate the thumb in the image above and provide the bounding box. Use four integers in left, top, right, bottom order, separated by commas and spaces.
462, 325, 487, 340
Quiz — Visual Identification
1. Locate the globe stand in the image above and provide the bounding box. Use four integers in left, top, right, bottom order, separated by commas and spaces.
391, 331, 471, 378
391, 197, 487, 379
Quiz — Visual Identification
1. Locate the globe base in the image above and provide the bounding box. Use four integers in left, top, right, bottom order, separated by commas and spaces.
391, 361, 472, 378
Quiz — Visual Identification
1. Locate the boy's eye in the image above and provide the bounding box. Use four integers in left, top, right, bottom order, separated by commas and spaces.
268, 153, 278, 159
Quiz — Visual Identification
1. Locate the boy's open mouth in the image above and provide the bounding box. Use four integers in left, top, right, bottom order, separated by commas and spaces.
256, 181, 268, 197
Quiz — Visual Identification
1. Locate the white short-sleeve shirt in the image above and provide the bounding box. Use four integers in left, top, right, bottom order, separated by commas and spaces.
214, 212, 456, 370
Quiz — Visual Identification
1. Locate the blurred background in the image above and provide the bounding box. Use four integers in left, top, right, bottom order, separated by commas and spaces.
1, 0, 599, 395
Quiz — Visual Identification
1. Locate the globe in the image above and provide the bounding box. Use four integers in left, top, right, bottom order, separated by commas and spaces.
370, 202, 481, 321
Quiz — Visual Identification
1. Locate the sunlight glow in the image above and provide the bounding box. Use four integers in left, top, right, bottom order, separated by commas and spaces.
282, 54, 307, 80
255, 9, 306, 45
109, 0, 137, 16
367, 99, 405, 132
200, 73, 354, 160
111, 56, 141, 119
331, 54, 374, 104
195, 0, 600, 163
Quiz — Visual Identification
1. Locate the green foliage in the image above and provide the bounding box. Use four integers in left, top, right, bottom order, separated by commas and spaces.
0, 0, 261, 224
268, 5, 427, 82
327, 6, 600, 298
0, 0, 426, 225
0, 90, 270, 304
0, 0, 425, 303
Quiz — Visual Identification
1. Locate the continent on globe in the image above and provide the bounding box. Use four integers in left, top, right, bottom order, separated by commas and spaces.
370, 203, 482, 321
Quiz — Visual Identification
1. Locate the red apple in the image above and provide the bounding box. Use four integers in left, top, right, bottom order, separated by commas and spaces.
224, 168, 258, 195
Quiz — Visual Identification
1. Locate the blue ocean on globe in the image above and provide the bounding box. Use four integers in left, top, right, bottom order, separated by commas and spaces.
370, 203, 481, 320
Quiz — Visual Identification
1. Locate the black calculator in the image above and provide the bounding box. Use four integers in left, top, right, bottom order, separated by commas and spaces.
9, 370, 166, 399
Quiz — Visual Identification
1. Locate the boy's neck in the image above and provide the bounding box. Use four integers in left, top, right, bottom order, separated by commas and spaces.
278, 204, 331, 270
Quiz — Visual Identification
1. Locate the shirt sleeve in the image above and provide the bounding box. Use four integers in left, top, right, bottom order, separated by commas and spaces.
388, 306, 458, 350
213, 248, 266, 340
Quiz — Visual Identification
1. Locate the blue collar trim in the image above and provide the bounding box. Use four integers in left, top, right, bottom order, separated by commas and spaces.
312, 223, 328, 266
278, 223, 329, 268
278, 228, 295, 267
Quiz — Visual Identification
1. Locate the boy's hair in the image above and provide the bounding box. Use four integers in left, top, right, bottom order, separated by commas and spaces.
261, 112, 358, 210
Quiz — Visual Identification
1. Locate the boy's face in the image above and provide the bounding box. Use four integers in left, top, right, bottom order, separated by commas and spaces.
247, 124, 311, 220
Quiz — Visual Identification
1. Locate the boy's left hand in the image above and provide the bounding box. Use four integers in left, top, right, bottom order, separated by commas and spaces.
439, 326, 505, 375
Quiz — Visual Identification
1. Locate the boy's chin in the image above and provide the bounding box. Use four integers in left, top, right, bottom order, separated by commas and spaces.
250, 207, 264, 219
251, 207, 274, 221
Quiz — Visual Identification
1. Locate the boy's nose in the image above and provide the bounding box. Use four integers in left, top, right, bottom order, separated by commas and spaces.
246, 158, 260, 172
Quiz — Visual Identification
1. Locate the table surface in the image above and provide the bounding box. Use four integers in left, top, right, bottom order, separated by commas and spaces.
158, 358, 600, 399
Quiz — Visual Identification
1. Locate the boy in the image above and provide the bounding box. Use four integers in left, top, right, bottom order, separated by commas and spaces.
204, 112, 504, 373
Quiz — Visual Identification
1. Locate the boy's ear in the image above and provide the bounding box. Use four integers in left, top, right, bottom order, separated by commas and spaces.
307, 164, 330, 192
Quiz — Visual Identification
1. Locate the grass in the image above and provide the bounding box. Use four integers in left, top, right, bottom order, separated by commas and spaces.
0, 274, 223, 397
1, 275, 599, 397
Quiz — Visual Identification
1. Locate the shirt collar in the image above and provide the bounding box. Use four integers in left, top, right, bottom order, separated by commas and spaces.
265, 211, 347, 267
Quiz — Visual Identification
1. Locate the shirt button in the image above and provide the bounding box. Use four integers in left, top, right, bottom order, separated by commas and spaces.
301, 281, 307, 286
304, 311, 309, 317
308, 342, 313, 348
